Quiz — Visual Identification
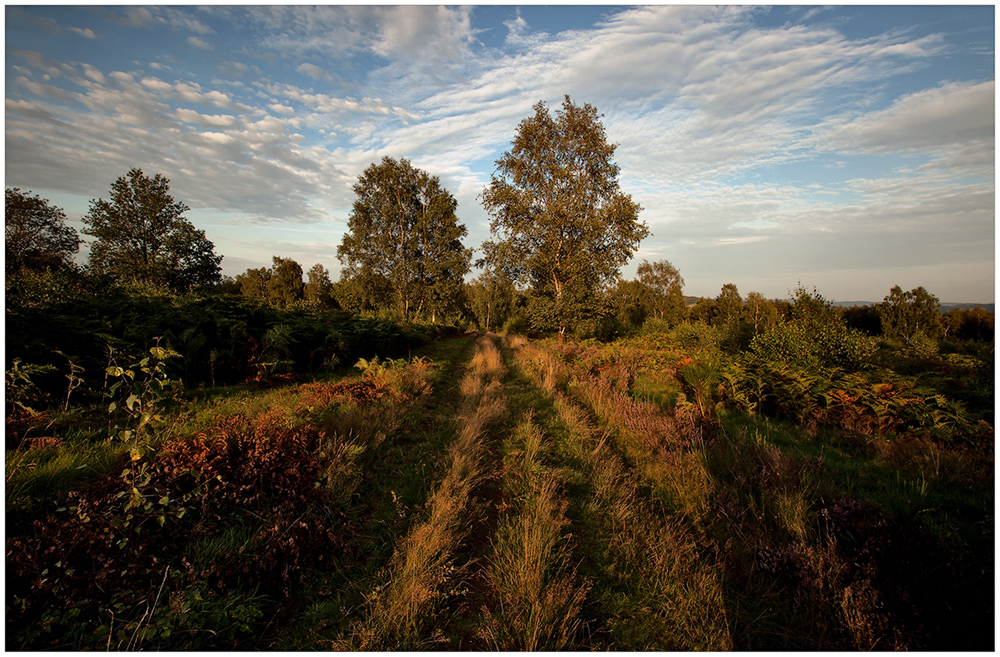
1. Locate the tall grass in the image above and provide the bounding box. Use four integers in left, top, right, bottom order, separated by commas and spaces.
510, 339, 733, 650
479, 417, 589, 650
6, 438, 123, 513
336, 336, 507, 649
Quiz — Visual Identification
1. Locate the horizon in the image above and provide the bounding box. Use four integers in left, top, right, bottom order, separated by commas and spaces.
5, 5, 995, 303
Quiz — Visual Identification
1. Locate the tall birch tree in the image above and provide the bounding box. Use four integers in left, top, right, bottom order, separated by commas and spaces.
480, 96, 647, 340
337, 157, 471, 322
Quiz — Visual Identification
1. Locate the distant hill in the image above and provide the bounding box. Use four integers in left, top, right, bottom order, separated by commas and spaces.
832, 301, 994, 313
684, 297, 994, 313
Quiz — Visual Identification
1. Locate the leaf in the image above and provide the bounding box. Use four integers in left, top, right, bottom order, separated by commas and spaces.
126, 393, 140, 411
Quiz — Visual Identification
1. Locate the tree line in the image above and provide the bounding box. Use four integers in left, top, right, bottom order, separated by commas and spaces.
6, 95, 993, 347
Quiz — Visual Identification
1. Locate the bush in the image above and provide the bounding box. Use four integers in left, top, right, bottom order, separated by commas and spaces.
502, 314, 532, 336
664, 321, 719, 350
572, 315, 624, 342
751, 320, 877, 371
6, 290, 434, 411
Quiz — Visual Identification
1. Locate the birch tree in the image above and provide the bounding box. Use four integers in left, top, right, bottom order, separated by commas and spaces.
480, 96, 647, 340
337, 157, 471, 322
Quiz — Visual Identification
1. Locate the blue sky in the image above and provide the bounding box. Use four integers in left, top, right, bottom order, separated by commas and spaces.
5, 5, 995, 302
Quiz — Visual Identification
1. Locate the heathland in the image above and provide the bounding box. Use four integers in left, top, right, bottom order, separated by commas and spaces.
6, 286, 993, 650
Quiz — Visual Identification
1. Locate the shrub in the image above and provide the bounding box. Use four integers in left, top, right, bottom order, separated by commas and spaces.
502, 314, 532, 335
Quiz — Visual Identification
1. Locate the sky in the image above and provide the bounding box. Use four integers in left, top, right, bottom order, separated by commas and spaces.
5, 4, 995, 302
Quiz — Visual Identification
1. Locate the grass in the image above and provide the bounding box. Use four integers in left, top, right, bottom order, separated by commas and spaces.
6, 436, 123, 514
7, 330, 993, 651
516, 335, 993, 650
509, 339, 733, 650
332, 335, 507, 650
478, 416, 589, 651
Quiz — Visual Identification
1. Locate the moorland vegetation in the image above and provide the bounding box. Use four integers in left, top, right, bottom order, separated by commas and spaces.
6, 97, 993, 650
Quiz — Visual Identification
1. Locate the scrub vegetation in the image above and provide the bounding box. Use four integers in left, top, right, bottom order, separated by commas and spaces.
6, 95, 992, 650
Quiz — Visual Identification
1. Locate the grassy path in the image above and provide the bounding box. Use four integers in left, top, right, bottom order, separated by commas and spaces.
328, 334, 508, 649
500, 335, 732, 650
9, 331, 990, 650
326, 332, 733, 649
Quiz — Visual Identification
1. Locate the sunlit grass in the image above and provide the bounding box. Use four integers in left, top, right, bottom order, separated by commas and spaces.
6, 437, 123, 513
480, 417, 588, 651
335, 335, 507, 649
510, 339, 733, 650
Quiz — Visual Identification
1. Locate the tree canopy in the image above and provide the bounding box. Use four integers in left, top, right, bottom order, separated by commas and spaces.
879, 285, 943, 344
304, 263, 334, 307
82, 168, 222, 293
337, 156, 471, 322
5, 188, 81, 276
235, 256, 307, 308
480, 96, 647, 339
636, 259, 686, 325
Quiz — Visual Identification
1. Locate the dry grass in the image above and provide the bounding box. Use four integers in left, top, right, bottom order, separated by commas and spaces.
336, 336, 507, 649
479, 417, 589, 650
555, 393, 732, 650
508, 341, 732, 650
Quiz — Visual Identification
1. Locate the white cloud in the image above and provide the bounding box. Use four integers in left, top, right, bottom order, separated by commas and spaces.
296, 62, 328, 80
69, 26, 96, 39
174, 108, 237, 128
817, 81, 995, 155
187, 36, 213, 51
121, 7, 156, 28
140, 76, 173, 94
5, 5, 993, 299
372, 6, 474, 63
81, 64, 107, 85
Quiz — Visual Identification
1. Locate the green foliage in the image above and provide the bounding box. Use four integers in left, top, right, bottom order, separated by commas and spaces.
480, 96, 648, 338
6, 358, 57, 415
338, 156, 471, 322
636, 259, 687, 325
105, 343, 182, 450
5, 188, 81, 276
749, 285, 878, 370
467, 268, 515, 332
715, 283, 743, 326
236, 266, 270, 299
942, 306, 993, 342
572, 314, 624, 342
235, 256, 305, 307
6, 285, 446, 413
304, 263, 335, 306
878, 286, 943, 345
503, 313, 532, 336
332, 268, 393, 314
750, 318, 877, 370
82, 168, 222, 293
607, 278, 650, 328
267, 256, 305, 307
4, 265, 96, 313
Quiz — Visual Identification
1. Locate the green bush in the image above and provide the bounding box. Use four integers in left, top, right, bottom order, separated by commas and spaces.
502, 314, 532, 335
751, 319, 877, 371
572, 315, 624, 342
